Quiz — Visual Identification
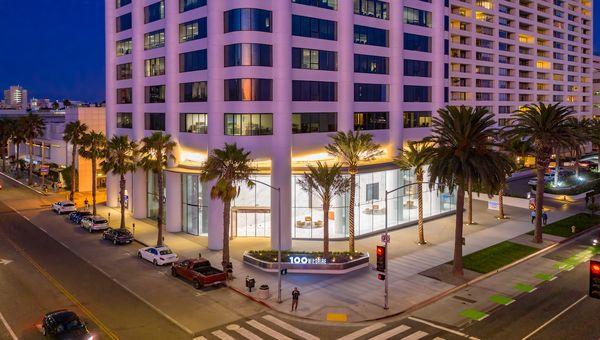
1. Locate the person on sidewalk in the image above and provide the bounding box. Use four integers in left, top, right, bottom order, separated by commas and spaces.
84, 198, 89, 210
542, 211, 548, 226
291, 287, 300, 312
530, 210, 536, 224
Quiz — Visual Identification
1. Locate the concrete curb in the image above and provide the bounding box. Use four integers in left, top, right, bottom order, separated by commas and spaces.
0, 171, 48, 196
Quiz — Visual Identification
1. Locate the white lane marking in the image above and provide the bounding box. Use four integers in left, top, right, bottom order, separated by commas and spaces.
368, 325, 410, 340
227, 324, 264, 340
522, 294, 587, 340
408, 317, 480, 340
0, 258, 13, 265
212, 330, 236, 340
247, 320, 293, 340
337, 323, 387, 340
402, 331, 428, 340
262, 314, 319, 340
433, 338, 446, 340
193, 337, 207, 340
0, 311, 18, 340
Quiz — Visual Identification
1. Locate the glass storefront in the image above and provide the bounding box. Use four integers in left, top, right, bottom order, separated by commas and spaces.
147, 171, 160, 220
182, 174, 208, 235
232, 175, 271, 237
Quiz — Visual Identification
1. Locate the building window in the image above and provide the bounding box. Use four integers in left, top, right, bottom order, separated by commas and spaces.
179, 82, 208, 102
354, 83, 388, 102
292, 81, 337, 101
404, 33, 431, 52
179, 18, 207, 42
365, 182, 380, 201
180, 49, 208, 72
145, 85, 166, 103
354, 25, 388, 47
354, 54, 388, 74
403, 60, 431, 77
403, 111, 431, 128
292, 112, 337, 134
293, 0, 337, 10
144, 29, 165, 50
224, 8, 272, 33
144, 113, 165, 131
180, 113, 207, 134
224, 113, 273, 136
116, 13, 132, 32
292, 48, 337, 71
116, 38, 132, 56
354, 0, 389, 20
116, 0, 132, 8
354, 112, 389, 130
403, 6, 431, 27
224, 79, 272, 101
116, 88, 132, 104
116, 63, 132, 80
404, 85, 431, 102
116, 112, 132, 129
145, 57, 165, 77
144, 1, 165, 24
292, 15, 337, 40
179, 0, 206, 13
224, 43, 272, 67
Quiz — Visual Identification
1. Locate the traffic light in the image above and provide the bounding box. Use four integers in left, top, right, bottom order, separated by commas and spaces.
376, 245, 386, 272
590, 260, 600, 299
377, 273, 386, 280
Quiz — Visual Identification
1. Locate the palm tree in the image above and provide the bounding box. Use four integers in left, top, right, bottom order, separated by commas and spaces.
506, 138, 534, 169
78, 131, 106, 215
101, 136, 138, 229
139, 132, 176, 247
325, 131, 382, 253
0, 119, 13, 172
298, 162, 351, 258
494, 132, 518, 220
20, 114, 45, 186
10, 119, 25, 176
199, 143, 255, 270
587, 119, 600, 171
394, 141, 434, 244
508, 103, 578, 243
428, 106, 513, 276
63, 121, 88, 200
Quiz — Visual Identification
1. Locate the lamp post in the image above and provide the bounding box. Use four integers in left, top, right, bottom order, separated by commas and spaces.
252, 179, 283, 303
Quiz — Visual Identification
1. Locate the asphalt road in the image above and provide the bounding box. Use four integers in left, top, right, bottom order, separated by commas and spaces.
0, 198, 190, 339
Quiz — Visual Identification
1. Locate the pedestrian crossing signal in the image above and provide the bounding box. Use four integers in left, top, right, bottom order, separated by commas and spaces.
377, 273, 385, 280
590, 260, 600, 299
281, 268, 287, 275
376, 245, 386, 272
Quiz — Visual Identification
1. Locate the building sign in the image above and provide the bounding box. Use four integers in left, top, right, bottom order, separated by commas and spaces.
40, 165, 49, 176
287, 255, 327, 265
488, 201, 499, 211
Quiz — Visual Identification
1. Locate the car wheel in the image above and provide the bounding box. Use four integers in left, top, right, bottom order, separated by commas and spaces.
153, 259, 158, 266
193, 280, 203, 289
171, 268, 178, 277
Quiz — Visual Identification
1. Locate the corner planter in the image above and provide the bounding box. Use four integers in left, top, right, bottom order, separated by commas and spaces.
243, 251, 370, 274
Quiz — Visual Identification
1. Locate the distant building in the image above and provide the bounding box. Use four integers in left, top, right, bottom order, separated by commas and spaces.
3, 85, 28, 110
593, 55, 600, 119
30, 98, 52, 111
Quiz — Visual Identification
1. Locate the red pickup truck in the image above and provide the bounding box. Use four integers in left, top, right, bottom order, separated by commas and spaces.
171, 258, 227, 289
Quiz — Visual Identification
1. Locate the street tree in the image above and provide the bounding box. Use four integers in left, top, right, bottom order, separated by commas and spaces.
78, 131, 106, 215
63, 120, 88, 200
199, 143, 255, 270
20, 113, 45, 186
0, 119, 13, 172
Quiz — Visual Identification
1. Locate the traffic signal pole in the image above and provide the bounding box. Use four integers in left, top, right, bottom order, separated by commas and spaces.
384, 190, 389, 310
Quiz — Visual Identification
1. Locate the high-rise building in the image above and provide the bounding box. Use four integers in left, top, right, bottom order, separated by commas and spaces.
3, 85, 28, 109
448, 0, 593, 125
593, 55, 600, 119
105, 0, 592, 250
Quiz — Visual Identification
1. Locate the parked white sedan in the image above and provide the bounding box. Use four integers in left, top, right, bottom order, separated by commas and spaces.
137, 246, 178, 266
52, 201, 77, 214
81, 215, 109, 232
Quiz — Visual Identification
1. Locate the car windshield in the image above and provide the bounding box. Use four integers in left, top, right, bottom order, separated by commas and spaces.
159, 249, 173, 255
117, 230, 131, 236
64, 204, 74, 207
95, 219, 107, 224
61, 319, 84, 331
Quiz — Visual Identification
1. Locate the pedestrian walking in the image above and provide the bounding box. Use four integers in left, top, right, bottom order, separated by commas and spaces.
84, 198, 89, 210
291, 287, 300, 312
542, 211, 548, 226
530, 210, 536, 224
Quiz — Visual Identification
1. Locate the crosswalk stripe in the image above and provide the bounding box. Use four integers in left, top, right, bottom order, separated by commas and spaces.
226, 324, 264, 340
337, 323, 387, 340
368, 325, 411, 340
247, 320, 294, 340
263, 315, 319, 340
401, 331, 428, 340
193, 337, 208, 340
212, 330, 236, 340
433, 337, 446, 340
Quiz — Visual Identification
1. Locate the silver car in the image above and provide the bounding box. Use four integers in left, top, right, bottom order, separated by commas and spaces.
81, 215, 109, 232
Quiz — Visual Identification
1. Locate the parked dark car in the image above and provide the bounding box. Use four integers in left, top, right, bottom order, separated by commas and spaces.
102, 227, 134, 245
41, 310, 90, 339
68, 211, 92, 224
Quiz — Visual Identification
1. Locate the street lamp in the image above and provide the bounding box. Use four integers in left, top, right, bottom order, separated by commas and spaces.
252, 179, 283, 303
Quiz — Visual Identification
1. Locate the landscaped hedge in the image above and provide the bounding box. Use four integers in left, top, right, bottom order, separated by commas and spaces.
247, 250, 365, 263
544, 177, 600, 196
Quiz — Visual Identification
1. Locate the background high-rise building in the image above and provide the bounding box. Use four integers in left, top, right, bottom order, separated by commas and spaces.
3, 85, 29, 109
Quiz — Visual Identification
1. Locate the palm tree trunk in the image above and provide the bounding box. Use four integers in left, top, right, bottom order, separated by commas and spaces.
28, 140, 33, 185
70, 144, 77, 201
348, 172, 356, 253
119, 174, 126, 229
1, 145, 6, 172
534, 166, 545, 243
498, 186, 505, 219
91, 155, 97, 215
417, 172, 425, 244
156, 170, 164, 247
467, 178, 473, 225
553, 153, 559, 187
453, 186, 465, 277
323, 201, 330, 259
222, 199, 231, 270
15, 143, 20, 177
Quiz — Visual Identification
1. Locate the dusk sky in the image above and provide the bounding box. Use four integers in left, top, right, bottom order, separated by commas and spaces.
0, 1, 598, 103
